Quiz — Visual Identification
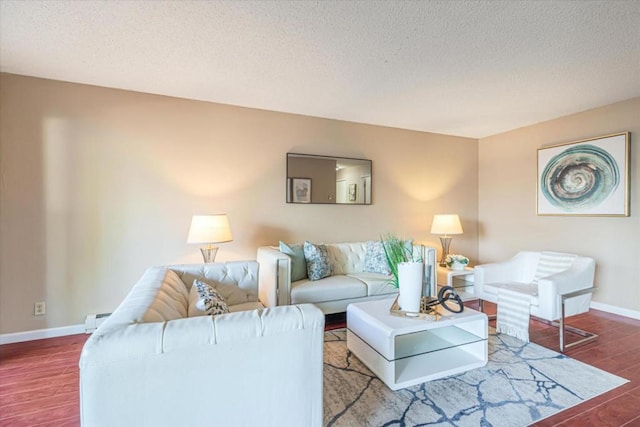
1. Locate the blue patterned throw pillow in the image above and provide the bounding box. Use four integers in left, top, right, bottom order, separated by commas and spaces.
193, 279, 229, 315
303, 241, 333, 281
364, 240, 392, 275
279, 241, 308, 282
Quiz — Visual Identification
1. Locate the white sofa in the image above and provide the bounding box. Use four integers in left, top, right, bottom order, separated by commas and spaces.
79, 261, 325, 427
257, 242, 437, 314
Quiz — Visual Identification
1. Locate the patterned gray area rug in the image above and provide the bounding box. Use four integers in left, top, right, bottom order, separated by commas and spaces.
324, 328, 627, 427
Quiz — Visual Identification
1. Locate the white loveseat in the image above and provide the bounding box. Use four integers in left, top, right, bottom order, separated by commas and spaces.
79, 261, 325, 427
257, 242, 437, 314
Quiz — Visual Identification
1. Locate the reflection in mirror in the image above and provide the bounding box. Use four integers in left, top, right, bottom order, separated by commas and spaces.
287, 153, 372, 204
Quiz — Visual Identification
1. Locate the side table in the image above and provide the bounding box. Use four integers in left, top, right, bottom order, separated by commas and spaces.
437, 266, 475, 301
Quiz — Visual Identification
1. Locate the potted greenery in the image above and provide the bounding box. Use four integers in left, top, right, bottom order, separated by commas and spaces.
446, 254, 469, 271
382, 234, 423, 313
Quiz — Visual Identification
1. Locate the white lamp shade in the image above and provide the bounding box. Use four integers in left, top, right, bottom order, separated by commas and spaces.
430, 214, 463, 235
187, 214, 233, 244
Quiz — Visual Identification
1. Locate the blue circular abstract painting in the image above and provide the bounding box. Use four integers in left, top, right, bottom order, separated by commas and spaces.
540, 144, 620, 210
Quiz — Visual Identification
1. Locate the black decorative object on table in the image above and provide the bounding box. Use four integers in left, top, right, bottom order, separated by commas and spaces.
423, 285, 464, 314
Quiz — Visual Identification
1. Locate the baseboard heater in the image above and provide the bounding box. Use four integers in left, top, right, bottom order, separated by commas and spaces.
85, 313, 112, 334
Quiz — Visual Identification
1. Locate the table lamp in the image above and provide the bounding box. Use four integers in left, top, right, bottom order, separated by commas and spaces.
430, 214, 463, 266
187, 214, 233, 263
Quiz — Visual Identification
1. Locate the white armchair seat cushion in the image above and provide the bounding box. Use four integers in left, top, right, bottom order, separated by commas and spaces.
481, 282, 539, 306
291, 275, 367, 304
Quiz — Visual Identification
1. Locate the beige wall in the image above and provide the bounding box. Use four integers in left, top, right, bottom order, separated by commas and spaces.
0, 74, 478, 334
478, 97, 639, 312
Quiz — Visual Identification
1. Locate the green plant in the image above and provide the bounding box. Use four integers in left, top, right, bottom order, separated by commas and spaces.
381, 234, 422, 288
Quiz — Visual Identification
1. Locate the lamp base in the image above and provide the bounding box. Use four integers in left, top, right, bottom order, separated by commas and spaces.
200, 246, 219, 263
438, 236, 452, 267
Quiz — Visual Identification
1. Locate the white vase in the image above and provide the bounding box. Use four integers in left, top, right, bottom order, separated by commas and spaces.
450, 262, 465, 271
398, 262, 424, 313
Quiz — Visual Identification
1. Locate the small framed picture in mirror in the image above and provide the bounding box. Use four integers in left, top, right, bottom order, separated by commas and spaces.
292, 178, 312, 203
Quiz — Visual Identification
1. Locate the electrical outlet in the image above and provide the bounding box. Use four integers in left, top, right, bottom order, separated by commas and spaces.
34, 301, 46, 316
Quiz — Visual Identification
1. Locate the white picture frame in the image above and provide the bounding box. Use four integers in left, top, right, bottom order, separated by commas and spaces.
291, 178, 311, 203
537, 132, 630, 216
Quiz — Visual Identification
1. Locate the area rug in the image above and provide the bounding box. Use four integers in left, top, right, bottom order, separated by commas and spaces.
323, 328, 627, 427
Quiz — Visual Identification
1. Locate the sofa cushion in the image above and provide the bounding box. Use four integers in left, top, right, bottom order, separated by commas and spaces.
348, 272, 397, 296
303, 241, 333, 281
279, 241, 307, 281
188, 279, 230, 317
290, 275, 367, 304
363, 240, 391, 275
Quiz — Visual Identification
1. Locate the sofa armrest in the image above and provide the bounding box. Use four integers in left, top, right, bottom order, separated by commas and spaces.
257, 246, 292, 307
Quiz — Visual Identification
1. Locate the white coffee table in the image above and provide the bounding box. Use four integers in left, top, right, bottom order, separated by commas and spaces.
347, 297, 488, 391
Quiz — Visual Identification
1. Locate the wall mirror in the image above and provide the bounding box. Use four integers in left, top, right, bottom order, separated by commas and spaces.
286, 153, 372, 204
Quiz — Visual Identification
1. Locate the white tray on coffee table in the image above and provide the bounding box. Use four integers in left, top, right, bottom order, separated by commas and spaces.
346, 297, 488, 391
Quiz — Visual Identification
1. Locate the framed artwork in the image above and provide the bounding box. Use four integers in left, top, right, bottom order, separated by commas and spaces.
349, 184, 357, 202
291, 178, 311, 203
537, 132, 630, 216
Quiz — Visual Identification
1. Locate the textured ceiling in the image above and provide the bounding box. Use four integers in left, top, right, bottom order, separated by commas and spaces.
1, 0, 638, 138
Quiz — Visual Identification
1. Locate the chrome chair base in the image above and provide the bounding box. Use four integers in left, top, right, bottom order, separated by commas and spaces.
478, 287, 598, 353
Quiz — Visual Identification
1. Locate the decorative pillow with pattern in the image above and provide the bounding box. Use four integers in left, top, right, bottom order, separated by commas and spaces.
364, 240, 392, 275
303, 241, 333, 281
279, 241, 307, 281
193, 279, 230, 316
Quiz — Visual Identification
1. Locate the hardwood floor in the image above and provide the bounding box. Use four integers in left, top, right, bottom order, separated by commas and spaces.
1, 305, 638, 426
472, 301, 640, 427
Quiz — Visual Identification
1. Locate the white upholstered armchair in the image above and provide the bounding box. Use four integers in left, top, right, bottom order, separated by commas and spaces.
474, 251, 597, 352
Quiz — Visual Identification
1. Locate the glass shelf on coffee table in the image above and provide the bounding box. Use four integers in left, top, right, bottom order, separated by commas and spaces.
347, 297, 488, 391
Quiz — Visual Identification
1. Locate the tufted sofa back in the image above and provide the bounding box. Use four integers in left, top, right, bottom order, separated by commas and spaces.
327, 242, 368, 275
325, 241, 427, 275
96, 261, 259, 334
169, 262, 259, 299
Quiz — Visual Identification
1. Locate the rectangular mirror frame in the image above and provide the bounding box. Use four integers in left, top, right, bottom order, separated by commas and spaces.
286, 153, 372, 205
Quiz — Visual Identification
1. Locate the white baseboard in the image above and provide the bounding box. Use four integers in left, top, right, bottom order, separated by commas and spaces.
590, 301, 640, 320
0, 324, 85, 345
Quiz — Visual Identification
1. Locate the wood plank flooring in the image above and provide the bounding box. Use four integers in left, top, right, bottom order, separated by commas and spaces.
1, 305, 638, 426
